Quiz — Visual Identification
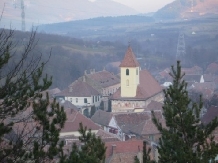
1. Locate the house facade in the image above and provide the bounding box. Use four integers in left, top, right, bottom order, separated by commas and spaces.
55, 80, 101, 116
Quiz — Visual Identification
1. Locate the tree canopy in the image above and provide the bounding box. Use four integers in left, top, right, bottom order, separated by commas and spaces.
152, 61, 218, 163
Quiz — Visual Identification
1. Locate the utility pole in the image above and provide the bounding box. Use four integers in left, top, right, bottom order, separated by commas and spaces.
176, 33, 186, 61
21, 0, 25, 31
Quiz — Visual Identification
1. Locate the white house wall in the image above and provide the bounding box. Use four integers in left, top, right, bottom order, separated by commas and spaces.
102, 83, 120, 96
65, 96, 101, 107
108, 116, 125, 141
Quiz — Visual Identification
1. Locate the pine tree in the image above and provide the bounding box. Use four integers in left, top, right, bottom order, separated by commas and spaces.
135, 141, 155, 163
142, 141, 155, 163
62, 123, 106, 163
0, 28, 66, 162
152, 61, 218, 163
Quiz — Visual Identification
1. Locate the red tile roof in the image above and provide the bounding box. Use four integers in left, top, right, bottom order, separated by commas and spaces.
114, 112, 150, 128
145, 100, 163, 111
111, 70, 162, 100
201, 106, 218, 124
56, 80, 99, 97
206, 62, 218, 74
91, 110, 112, 126
85, 70, 120, 88
119, 46, 140, 67
61, 109, 100, 133
203, 74, 214, 82
105, 140, 143, 158
96, 129, 120, 142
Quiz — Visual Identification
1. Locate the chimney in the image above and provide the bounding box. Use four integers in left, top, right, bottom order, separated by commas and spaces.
90, 69, 93, 74
93, 69, 95, 73
112, 144, 116, 155
84, 70, 87, 75
103, 67, 106, 71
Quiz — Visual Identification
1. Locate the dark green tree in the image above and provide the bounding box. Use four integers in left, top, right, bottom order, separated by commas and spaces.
90, 106, 96, 117
61, 123, 106, 163
152, 61, 218, 163
0, 28, 66, 162
142, 141, 155, 163
134, 141, 155, 163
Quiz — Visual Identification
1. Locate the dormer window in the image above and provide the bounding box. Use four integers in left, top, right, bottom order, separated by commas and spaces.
126, 69, 129, 76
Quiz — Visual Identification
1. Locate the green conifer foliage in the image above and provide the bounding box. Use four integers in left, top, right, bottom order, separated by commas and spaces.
152, 61, 218, 163
62, 123, 106, 163
0, 29, 66, 162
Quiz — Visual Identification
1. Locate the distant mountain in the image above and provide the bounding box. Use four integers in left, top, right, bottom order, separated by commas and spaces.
38, 15, 155, 37
0, 0, 138, 30
154, 0, 218, 19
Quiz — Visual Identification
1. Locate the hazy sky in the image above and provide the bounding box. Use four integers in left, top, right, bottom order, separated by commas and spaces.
112, 0, 175, 13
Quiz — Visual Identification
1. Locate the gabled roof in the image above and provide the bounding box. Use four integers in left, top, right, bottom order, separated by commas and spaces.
107, 153, 140, 163
183, 74, 201, 82
85, 70, 120, 88
55, 80, 99, 97
61, 109, 100, 133
201, 105, 218, 124
91, 110, 112, 126
111, 70, 162, 100
203, 74, 214, 82
145, 100, 163, 111
96, 129, 120, 142
181, 66, 203, 75
113, 111, 165, 136
192, 82, 215, 91
206, 62, 218, 74
114, 112, 150, 134
105, 140, 143, 158
119, 46, 140, 67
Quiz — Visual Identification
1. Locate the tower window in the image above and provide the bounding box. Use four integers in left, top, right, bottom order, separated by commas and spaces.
126, 69, 129, 76
126, 80, 129, 86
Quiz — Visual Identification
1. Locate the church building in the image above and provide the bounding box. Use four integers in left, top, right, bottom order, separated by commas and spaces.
111, 46, 163, 112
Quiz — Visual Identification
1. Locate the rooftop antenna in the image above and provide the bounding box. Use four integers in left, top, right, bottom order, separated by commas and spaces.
21, 0, 25, 31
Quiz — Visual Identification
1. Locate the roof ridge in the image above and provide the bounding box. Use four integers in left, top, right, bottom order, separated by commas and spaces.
71, 111, 78, 122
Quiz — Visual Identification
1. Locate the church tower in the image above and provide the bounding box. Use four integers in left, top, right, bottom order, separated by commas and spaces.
120, 46, 140, 97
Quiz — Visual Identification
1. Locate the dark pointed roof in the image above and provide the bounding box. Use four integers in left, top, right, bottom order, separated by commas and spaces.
119, 46, 140, 67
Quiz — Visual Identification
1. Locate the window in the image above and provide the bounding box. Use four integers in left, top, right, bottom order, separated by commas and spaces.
76, 98, 78, 103
93, 96, 94, 103
126, 69, 129, 75
84, 98, 87, 103
136, 68, 138, 75
126, 79, 129, 86
95, 96, 97, 102
70, 98, 72, 102
149, 135, 154, 141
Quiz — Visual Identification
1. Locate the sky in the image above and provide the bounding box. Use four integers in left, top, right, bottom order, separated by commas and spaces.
112, 0, 175, 13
